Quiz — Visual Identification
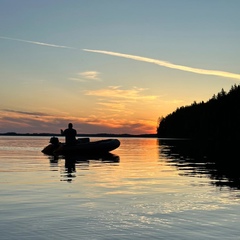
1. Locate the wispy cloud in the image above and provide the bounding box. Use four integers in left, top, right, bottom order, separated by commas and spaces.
80, 71, 100, 80
0, 36, 75, 49
84, 86, 158, 117
85, 86, 157, 101
0, 108, 155, 134
69, 71, 101, 82
3, 109, 51, 116
97, 101, 126, 112
83, 49, 240, 80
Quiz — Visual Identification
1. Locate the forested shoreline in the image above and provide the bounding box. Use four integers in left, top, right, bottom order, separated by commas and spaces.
157, 84, 240, 142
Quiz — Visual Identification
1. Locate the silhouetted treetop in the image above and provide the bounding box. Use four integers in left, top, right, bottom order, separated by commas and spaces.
157, 84, 240, 142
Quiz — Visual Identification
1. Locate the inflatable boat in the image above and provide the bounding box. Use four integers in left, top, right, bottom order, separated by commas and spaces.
42, 137, 120, 156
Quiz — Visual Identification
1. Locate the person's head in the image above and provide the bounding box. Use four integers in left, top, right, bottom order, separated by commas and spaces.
68, 123, 73, 129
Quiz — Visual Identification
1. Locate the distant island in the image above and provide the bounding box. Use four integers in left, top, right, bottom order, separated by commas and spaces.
0, 132, 157, 138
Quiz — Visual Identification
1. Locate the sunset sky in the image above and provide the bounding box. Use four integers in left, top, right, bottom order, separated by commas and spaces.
1, 0, 240, 134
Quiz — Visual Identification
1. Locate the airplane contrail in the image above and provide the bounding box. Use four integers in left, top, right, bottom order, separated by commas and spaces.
1, 36, 239, 80
0, 36, 75, 49
83, 49, 240, 80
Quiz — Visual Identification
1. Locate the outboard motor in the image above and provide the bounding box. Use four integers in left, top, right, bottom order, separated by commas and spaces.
49, 137, 59, 145
42, 137, 60, 155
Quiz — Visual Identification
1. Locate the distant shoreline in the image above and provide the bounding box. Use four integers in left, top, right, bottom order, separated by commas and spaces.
0, 132, 157, 138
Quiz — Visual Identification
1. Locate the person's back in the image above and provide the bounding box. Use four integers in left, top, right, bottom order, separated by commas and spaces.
61, 123, 77, 145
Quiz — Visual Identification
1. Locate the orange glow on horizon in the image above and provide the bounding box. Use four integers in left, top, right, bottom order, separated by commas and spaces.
0, 109, 157, 134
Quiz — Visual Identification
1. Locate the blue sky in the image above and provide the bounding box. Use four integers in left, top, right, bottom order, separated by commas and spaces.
0, 0, 240, 134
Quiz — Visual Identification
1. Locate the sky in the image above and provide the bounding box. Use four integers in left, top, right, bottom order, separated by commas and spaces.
0, 0, 240, 134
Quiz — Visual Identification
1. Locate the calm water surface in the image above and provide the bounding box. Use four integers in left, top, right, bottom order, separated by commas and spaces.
0, 136, 240, 240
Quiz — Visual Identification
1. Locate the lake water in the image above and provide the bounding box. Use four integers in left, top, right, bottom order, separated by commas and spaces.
0, 136, 240, 240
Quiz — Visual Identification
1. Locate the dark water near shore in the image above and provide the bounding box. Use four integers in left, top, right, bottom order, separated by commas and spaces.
0, 136, 240, 240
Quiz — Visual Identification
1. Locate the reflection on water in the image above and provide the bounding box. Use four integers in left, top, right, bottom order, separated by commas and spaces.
1, 136, 240, 240
159, 139, 240, 190
49, 153, 120, 182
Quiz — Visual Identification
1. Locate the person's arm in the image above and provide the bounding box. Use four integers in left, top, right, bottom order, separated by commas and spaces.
61, 129, 64, 135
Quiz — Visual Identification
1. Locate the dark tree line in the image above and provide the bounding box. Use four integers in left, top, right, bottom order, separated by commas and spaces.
157, 84, 240, 144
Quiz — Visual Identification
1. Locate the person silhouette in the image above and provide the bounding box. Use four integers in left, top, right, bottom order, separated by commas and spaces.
61, 123, 77, 145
